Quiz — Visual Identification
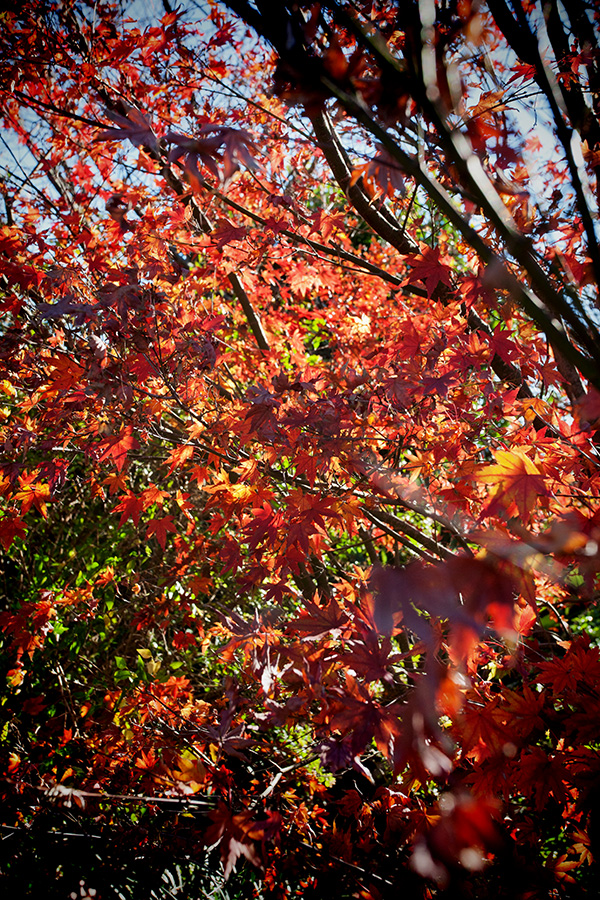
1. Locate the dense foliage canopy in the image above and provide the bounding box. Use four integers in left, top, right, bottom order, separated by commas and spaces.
2, 1, 600, 897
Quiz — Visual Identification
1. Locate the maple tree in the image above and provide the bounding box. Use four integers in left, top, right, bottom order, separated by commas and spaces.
2, 0, 600, 896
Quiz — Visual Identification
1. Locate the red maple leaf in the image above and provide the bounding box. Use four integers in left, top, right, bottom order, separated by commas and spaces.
114, 491, 145, 527
146, 515, 177, 549
288, 596, 350, 639
204, 803, 278, 880
211, 219, 248, 249
97, 426, 139, 472
97, 106, 159, 152
405, 246, 454, 298
0, 514, 27, 550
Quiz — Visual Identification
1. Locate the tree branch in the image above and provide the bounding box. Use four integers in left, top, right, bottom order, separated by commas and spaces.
227, 271, 270, 352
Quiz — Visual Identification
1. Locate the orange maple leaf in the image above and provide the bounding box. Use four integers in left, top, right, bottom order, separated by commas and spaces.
14, 472, 50, 518
166, 443, 194, 474
478, 448, 548, 519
